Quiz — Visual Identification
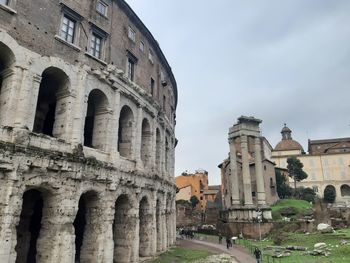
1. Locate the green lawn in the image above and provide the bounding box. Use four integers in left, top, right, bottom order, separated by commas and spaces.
271, 199, 313, 220
238, 228, 350, 263
149, 247, 213, 263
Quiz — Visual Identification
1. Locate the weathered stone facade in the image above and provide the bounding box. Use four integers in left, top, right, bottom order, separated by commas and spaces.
219, 116, 275, 238
0, 0, 177, 262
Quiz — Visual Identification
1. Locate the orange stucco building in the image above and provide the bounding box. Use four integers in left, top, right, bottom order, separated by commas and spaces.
176, 170, 209, 211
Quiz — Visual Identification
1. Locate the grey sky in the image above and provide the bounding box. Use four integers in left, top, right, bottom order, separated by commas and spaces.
126, 0, 350, 185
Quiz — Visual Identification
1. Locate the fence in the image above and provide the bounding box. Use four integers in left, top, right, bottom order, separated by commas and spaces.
237, 239, 282, 263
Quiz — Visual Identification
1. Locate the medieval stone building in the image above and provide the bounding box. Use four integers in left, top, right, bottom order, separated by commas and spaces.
0, 0, 177, 262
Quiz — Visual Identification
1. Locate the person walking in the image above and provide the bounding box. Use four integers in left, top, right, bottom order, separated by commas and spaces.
253, 247, 261, 263
218, 234, 222, 244
226, 236, 231, 249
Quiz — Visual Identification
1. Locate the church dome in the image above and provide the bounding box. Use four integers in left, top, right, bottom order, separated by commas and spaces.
274, 124, 304, 152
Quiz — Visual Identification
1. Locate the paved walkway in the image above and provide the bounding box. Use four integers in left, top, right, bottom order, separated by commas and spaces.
179, 239, 256, 263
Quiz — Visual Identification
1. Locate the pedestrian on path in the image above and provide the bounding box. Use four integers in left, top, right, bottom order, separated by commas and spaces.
226, 236, 231, 249
218, 234, 222, 244
253, 247, 261, 263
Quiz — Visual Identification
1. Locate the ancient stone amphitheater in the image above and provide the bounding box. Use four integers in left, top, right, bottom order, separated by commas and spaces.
0, 0, 177, 262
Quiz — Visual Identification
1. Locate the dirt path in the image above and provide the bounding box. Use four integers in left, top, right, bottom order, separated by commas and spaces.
178, 239, 256, 263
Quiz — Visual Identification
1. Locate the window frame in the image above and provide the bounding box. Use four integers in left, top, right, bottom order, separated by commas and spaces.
128, 26, 136, 42
126, 51, 138, 82
139, 41, 145, 52
58, 4, 83, 46
89, 23, 108, 60
96, 0, 108, 17
148, 49, 154, 63
60, 15, 76, 44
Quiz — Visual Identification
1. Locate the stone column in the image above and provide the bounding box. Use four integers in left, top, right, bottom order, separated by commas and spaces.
241, 135, 253, 206
254, 137, 266, 205
0, 67, 17, 127
14, 72, 41, 130
229, 137, 240, 206
70, 70, 87, 145
0, 171, 21, 263
134, 106, 143, 168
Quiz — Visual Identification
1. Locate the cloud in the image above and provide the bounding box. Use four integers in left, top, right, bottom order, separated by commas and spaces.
127, 0, 350, 184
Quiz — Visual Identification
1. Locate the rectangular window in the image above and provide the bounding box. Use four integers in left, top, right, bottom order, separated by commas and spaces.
150, 78, 155, 95
60, 15, 76, 43
148, 49, 154, 63
127, 58, 135, 81
96, 1, 107, 16
128, 26, 136, 42
140, 41, 144, 52
0, 0, 8, 5
90, 33, 102, 58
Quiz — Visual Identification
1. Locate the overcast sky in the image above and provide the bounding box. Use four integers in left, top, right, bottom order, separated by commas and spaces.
126, 0, 350, 185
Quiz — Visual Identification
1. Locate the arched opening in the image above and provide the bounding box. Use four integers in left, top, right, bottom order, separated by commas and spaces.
141, 118, 151, 167
156, 199, 162, 252
155, 128, 161, 170
15, 189, 44, 263
165, 137, 169, 172
341, 184, 350, 197
73, 191, 100, 262
113, 194, 136, 262
139, 196, 153, 257
324, 185, 336, 203
83, 89, 109, 150
33, 67, 70, 137
118, 105, 134, 158
0, 42, 15, 125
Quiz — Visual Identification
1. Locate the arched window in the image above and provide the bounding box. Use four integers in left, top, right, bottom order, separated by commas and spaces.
141, 118, 151, 166
33, 67, 70, 138
118, 105, 134, 158
84, 89, 109, 150
0, 42, 15, 125
341, 184, 350, 197
155, 128, 161, 169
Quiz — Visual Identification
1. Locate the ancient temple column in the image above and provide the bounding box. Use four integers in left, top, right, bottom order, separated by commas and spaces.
229, 137, 240, 205
254, 137, 266, 205
241, 135, 253, 205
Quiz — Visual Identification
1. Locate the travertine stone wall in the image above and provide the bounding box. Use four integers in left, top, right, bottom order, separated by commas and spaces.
0, 9, 177, 262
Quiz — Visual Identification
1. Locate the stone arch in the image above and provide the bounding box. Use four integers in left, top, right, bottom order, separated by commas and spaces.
155, 128, 161, 170
324, 185, 336, 202
73, 190, 101, 262
83, 89, 110, 150
0, 42, 15, 126
33, 67, 70, 138
141, 118, 152, 167
118, 105, 134, 158
113, 194, 137, 263
15, 188, 53, 263
139, 196, 153, 257
341, 184, 350, 197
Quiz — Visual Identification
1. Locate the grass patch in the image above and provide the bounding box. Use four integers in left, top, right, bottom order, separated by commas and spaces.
238, 228, 350, 263
272, 199, 313, 220
149, 247, 213, 263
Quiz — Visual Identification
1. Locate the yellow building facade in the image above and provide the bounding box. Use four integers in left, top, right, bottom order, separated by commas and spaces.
272, 125, 350, 204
